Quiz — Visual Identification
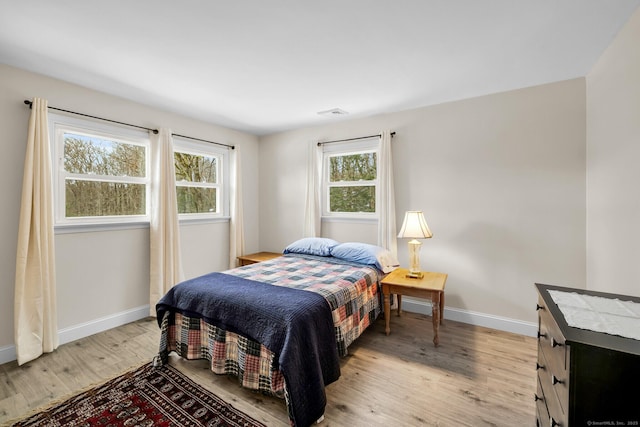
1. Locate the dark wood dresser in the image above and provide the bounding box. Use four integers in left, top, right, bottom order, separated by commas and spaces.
535, 283, 640, 427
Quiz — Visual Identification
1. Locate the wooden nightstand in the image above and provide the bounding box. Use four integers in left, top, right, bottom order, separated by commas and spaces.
380, 268, 447, 346
237, 251, 281, 266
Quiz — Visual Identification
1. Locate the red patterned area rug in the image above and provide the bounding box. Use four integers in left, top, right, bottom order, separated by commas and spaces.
11, 362, 267, 427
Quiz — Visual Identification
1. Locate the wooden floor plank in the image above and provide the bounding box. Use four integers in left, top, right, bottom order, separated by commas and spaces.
0, 313, 537, 426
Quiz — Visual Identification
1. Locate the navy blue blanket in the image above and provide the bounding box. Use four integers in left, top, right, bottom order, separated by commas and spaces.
156, 272, 340, 427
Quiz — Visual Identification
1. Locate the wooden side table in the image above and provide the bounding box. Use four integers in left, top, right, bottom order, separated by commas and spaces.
237, 251, 281, 266
380, 268, 447, 346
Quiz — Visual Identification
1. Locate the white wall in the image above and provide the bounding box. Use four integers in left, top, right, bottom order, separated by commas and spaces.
6, 4, 640, 360
260, 79, 587, 328
586, 7, 640, 297
0, 64, 259, 362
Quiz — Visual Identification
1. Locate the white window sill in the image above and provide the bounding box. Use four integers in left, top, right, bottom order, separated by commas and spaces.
54, 217, 230, 234
321, 216, 378, 224
55, 221, 150, 234
179, 216, 230, 226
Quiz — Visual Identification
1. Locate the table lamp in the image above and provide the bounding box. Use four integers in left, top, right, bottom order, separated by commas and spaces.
397, 210, 432, 278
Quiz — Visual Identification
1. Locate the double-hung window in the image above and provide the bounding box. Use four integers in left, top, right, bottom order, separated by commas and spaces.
50, 114, 230, 228
50, 114, 150, 226
173, 137, 229, 219
322, 137, 379, 218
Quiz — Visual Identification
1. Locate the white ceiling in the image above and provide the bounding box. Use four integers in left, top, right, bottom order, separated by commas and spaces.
1, 1, 638, 136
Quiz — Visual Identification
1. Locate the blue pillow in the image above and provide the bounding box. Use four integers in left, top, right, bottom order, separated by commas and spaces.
283, 237, 340, 257
330, 242, 399, 273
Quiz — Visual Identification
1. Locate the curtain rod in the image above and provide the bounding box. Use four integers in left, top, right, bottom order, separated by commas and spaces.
24, 99, 159, 134
317, 131, 395, 146
24, 100, 234, 149
172, 133, 235, 150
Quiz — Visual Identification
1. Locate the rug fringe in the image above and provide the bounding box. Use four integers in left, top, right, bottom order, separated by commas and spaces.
4, 360, 152, 426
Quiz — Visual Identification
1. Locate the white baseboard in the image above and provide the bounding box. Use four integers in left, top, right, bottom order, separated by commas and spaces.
58, 305, 150, 345
0, 344, 16, 366
0, 305, 150, 365
1, 301, 536, 365
401, 297, 538, 337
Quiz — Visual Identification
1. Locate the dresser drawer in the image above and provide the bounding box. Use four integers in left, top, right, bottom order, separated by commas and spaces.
538, 296, 566, 361
535, 376, 549, 427
537, 296, 569, 415
537, 344, 567, 426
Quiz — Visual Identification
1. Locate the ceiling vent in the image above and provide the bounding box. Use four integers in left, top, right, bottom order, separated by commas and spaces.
317, 108, 349, 116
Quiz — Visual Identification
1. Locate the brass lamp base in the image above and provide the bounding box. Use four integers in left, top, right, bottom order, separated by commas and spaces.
406, 271, 424, 279
407, 239, 423, 279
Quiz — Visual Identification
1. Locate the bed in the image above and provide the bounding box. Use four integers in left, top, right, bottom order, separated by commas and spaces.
155, 238, 399, 427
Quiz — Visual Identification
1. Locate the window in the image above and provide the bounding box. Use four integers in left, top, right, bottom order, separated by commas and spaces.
50, 114, 150, 225
50, 114, 230, 228
322, 138, 379, 217
173, 137, 229, 219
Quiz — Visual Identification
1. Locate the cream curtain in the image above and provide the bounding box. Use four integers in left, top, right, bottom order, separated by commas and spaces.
303, 142, 322, 237
149, 128, 184, 316
377, 130, 398, 255
229, 147, 245, 268
14, 97, 58, 365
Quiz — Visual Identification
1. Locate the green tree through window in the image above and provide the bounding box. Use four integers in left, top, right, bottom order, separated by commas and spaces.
328, 152, 377, 213
63, 134, 146, 217
174, 151, 218, 214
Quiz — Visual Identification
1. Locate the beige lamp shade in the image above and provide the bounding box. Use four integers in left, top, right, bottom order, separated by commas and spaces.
397, 211, 432, 239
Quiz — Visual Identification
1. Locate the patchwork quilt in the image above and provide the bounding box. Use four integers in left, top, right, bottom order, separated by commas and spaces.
157, 253, 382, 426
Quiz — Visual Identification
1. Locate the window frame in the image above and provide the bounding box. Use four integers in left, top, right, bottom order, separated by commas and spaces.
172, 136, 230, 221
49, 113, 151, 227
321, 137, 380, 219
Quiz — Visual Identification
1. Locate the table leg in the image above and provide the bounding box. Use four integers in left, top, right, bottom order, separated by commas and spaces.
384, 291, 391, 336
440, 291, 445, 325
432, 292, 440, 346
397, 294, 402, 316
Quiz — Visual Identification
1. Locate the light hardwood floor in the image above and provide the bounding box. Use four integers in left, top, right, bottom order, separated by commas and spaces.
0, 313, 537, 426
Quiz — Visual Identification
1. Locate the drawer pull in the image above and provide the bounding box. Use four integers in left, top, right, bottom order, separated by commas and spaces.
537, 331, 547, 339
536, 304, 545, 311
552, 374, 563, 385
551, 338, 563, 348
536, 362, 545, 370
534, 393, 543, 402
550, 416, 560, 426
